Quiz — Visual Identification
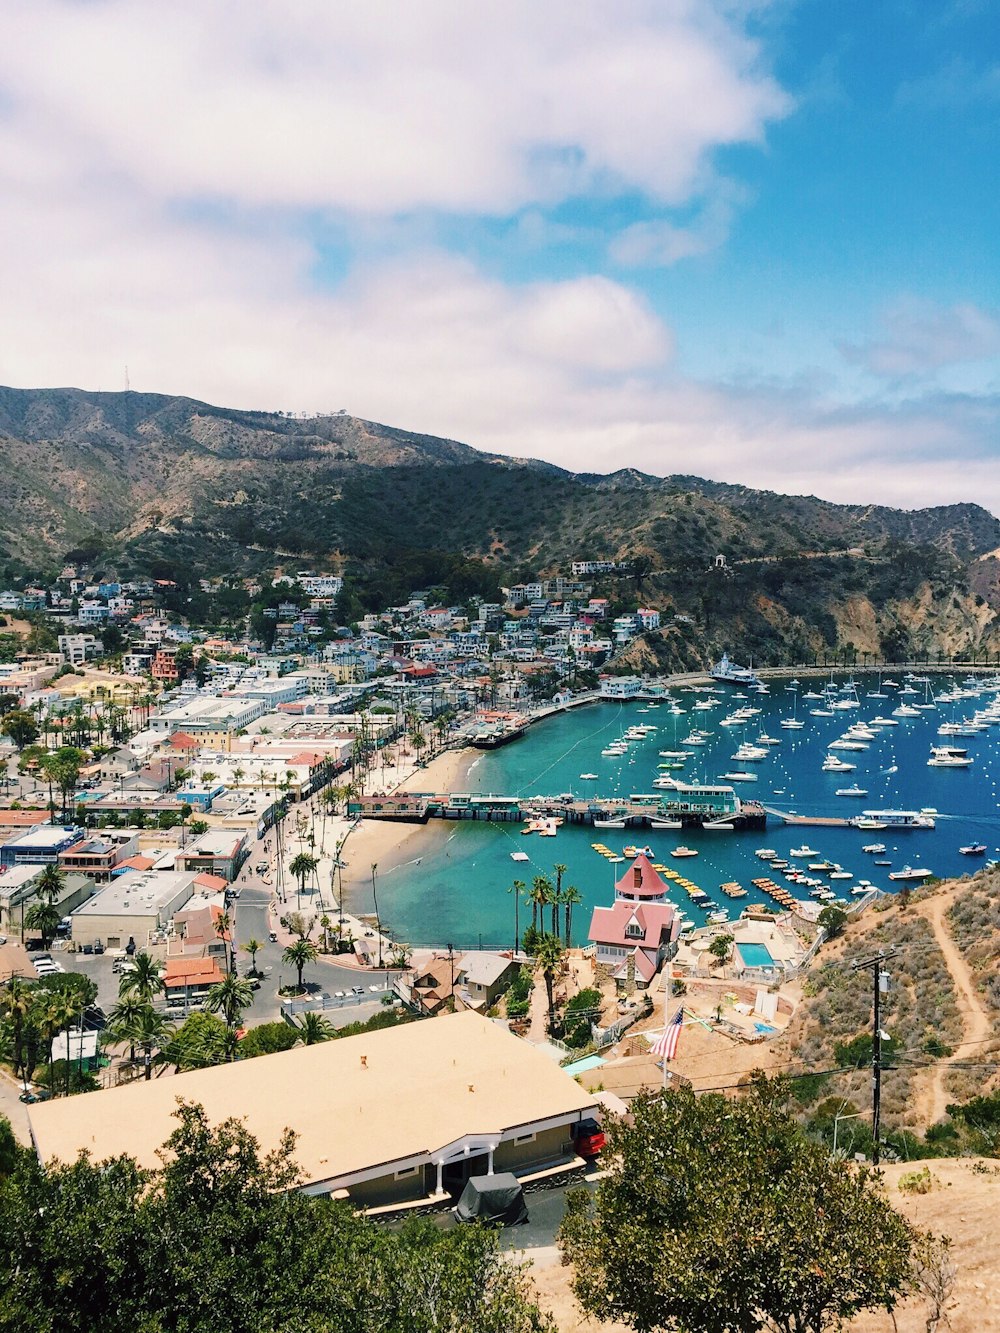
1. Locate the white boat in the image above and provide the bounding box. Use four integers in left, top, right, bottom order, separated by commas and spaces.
835, 785, 868, 797
862, 842, 887, 854
927, 746, 973, 768
721, 771, 757, 782
579, 772, 599, 780
892, 704, 921, 718
822, 757, 856, 772
755, 848, 778, 859
710, 652, 759, 685
510, 851, 530, 862
671, 846, 698, 858
593, 818, 626, 829
789, 845, 818, 858
650, 818, 683, 829
829, 870, 853, 880
704, 821, 735, 831
708, 909, 730, 924
857, 809, 935, 829
888, 865, 933, 882
780, 718, 806, 729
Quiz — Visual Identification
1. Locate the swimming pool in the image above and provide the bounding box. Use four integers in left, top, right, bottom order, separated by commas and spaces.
737, 942, 776, 969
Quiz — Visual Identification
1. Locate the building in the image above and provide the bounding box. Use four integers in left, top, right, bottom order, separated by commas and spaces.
28, 1011, 599, 1210
0, 825, 83, 869
69, 870, 195, 949
58, 831, 140, 881
162, 955, 226, 1011
588, 855, 679, 988
0, 867, 91, 938
57, 633, 102, 666
454, 952, 522, 1011
174, 830, 250, 883
636, 608, 661, 631
599, 675, 645, 699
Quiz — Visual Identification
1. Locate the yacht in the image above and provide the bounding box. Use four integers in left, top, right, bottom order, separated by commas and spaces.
892, 703, 921, 718
927, 746, 973, 768
862, 842, 886, 854
960, 843, 987, 856
721, 771, 757, 782
593, 817, 626, 829
579, 772, 599, 780
822, 757, 856, 772
835, 785, 868, 797
789, 845, 819, 858
888, 865, 933, 882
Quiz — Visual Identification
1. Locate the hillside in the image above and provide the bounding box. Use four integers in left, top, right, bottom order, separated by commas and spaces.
4, 384, 1000, 660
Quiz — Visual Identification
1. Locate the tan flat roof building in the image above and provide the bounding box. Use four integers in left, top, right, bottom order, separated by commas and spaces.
29, 1011, 598, 1210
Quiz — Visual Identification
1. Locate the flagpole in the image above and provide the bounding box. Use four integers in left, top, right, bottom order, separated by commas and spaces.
663, 940, 671, 1091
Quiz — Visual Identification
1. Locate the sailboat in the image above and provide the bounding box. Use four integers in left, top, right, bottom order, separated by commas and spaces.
780, 688, 805, 730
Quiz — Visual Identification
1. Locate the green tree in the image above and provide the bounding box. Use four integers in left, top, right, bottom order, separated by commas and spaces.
708, 932, 734, 962
41, 746, 86, 821
24, 898, 61, 951
528, 876, 552, 934
204, 973, 255, 1032
238, 1021, 299, 1058
560, 1080, 917, 1333
119, 952, 164, 1004
562, 884, 582, 948
534, 933, 565, 1032
818, 904, 848, 938
160, 1011, 229, 1072
0, 708, 38, 750
282, 938, 318, 992
288, 851, 318, 909
244, 937, 262, 976
297, 1011, 336, 1045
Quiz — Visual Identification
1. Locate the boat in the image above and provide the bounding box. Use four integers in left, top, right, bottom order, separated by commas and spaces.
835, 785, 869, 797
960, 843, 987, 856
623, 845, 654, 858
703, 821, 735, 831
650, 818, 683, 830
671, 846, 698, 858
510, 851, 530, 862
927, 746, 973, 768
719, 881, 748, 898
822, 757, 856, 772
579, 772, 599, 780
708, 909, 730, 924
593, 817, 626, 829
855, 809, 935, 829
755, 848, 778, 859
789, 845, 818, 858
710, 652, 759, 686
721, 771, 757, 782
888, 866, 933, 882
862, 843, 887, 854
874, 858, 892, 866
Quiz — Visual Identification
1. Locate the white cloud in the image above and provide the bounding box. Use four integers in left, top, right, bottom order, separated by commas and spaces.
843, 297, 1000, 377
0, 0, 789, 216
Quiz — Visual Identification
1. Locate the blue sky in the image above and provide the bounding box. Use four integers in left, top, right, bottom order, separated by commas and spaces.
0, 1, 998, 509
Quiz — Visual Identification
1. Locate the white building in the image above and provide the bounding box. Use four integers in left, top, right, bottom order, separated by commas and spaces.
600, 675, 645, 698
58, 633, 101, 666
636, 608, 661, 631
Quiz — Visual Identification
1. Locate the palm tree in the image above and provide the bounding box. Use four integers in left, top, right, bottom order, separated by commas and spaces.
562, 885, 583, 948
289, 852, 318, 910
507, 879, 525, 955
528, 876, 552, 934
535, 934, 565, 1033
282, 938, 318, 992
36, 863, 64, 900
244, 937, 262, 976
24, 898, 61, 950
0, 977, 33, 1092
40, 992, 78, 1095
297, 1011, 336, 1045
133, 1005, 175, 1080
215, 911, 233, 973
105, 994, 147, 1064
119, 951, 164, 1003
549, 882, 564, 936
204, 972, 255, 1030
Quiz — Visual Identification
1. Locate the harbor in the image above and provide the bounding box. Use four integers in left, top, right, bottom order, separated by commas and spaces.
346, 670, 1000, 948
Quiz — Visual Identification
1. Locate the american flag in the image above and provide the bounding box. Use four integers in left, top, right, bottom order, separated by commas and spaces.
650, 1006, 685, 1061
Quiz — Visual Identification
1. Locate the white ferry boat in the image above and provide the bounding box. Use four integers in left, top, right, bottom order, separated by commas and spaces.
710, 652, 760, 686
854, 809, 935, 830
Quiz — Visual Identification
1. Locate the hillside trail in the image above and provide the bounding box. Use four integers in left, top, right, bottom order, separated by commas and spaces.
912, 888, 993, 1127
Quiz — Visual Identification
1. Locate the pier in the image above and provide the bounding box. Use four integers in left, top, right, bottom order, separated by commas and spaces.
349, 792, 768, 831
763, 808, 851, 828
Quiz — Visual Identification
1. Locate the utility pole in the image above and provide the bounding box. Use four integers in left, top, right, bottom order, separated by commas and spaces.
851, 947, 896, 1165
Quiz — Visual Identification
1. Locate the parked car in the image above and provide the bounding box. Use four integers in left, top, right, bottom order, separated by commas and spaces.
350, 986, 364, 997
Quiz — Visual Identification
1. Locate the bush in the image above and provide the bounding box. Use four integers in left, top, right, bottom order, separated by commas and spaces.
239, 1021, 298, 1058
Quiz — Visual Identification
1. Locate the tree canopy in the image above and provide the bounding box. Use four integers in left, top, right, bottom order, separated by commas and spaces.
559, 1078, 917, 1333
0, 1100, 552, 1333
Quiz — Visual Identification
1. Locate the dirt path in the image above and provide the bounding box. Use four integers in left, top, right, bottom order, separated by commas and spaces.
916, 890, 993, 1126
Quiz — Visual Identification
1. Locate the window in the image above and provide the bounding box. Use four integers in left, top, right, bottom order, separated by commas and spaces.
626, 923, 643, 939
512, 1131, 536, 1145
394, 1165, 420, 1180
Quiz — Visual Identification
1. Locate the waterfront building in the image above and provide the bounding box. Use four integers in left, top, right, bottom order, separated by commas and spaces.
600, 675, 645, 698
588, 855, 679, 988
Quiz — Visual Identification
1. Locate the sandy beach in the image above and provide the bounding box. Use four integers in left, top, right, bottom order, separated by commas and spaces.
335, 744, 480, 914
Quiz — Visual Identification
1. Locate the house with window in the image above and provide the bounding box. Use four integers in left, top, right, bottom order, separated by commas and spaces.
588, 855, 679, 989
29, 1011, 600, 1212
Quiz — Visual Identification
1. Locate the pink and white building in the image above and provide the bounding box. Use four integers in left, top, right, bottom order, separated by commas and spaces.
587, 855, 679, 988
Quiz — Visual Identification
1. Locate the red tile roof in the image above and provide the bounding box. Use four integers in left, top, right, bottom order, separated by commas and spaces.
587, 899, 676, 951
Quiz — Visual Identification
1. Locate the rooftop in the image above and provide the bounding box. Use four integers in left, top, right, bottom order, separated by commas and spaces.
72, 870, 195, 918
29, 1011, 597, 1187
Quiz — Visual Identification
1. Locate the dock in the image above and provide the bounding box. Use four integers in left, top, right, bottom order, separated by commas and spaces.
764, 808, 850, 828
349, 792, 768, 831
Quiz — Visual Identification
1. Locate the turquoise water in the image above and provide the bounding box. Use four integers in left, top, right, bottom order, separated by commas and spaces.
737, 942, 777, 968
374, 676, 1000, 948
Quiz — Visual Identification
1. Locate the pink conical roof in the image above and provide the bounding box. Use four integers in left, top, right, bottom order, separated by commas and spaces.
615, 854, 668, 900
